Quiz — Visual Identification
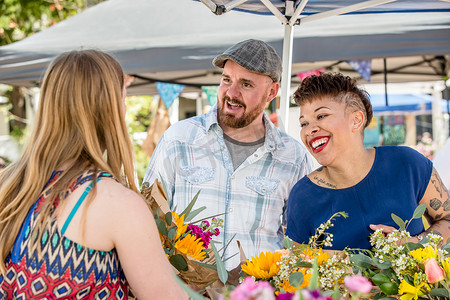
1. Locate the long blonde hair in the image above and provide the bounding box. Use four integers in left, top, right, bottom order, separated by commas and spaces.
0, 50, 138, 273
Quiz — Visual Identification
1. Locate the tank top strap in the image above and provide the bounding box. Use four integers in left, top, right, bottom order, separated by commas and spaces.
61, 171, 114, 235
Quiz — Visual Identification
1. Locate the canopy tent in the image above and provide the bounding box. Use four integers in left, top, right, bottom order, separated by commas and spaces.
195, 0, 450, 130
0, 0, 449, 126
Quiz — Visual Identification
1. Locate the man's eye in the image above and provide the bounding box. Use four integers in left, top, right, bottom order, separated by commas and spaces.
222, 78, 230, 83
243, 82, 252, 88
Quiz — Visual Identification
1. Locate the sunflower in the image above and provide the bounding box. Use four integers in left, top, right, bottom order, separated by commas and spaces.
302, 247, 329, 265
409, 245, 437, 264
174, 234, 206, 261
241, 251, 282, 279
172, 211, 188, 240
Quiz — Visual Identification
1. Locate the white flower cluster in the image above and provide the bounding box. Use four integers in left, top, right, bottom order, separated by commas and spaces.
273, 251, 302, 287
318, 254, 352, 289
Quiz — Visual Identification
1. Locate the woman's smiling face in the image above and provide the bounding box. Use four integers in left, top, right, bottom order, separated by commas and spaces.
299, 96, 355, 166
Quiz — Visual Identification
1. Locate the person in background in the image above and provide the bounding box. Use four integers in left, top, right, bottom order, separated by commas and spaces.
286, 72, 449, 250
0, 50, 186, 299
143, 39, 313, 270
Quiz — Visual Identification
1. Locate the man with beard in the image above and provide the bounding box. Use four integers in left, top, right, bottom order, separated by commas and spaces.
142, 39, 312, 270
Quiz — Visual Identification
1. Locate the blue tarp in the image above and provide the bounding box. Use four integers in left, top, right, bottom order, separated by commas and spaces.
369, 94, 449, 113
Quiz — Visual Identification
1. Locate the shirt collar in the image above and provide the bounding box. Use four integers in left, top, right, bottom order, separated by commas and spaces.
205, 104, 286, 152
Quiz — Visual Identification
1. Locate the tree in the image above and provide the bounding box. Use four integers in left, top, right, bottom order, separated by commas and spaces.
0, 0, 104, 136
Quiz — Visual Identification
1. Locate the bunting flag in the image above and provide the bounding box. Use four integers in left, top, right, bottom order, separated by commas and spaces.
296, 68, 325, 81
202, 86, 219, 106
155, 82, 185, 109
346, 60, 372, 82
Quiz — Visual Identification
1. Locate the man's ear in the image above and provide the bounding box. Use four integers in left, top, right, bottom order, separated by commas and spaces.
267, 81, 279, 104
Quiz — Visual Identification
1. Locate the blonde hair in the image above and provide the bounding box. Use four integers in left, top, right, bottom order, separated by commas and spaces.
0, 50, 138, 273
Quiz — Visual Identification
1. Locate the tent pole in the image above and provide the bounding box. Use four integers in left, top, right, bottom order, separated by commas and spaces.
279, 23, 294, 133
384, 58, 388, 106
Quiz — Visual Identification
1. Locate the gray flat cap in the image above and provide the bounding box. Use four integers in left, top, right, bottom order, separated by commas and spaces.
213, 39, 282, 82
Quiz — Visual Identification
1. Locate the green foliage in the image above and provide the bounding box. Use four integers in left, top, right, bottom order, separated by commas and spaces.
125, 95, 156, 183
0, 0, 104, 46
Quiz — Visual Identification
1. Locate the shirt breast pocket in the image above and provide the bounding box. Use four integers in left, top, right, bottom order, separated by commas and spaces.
179, 166, 215, 185
245, 176, 280, 195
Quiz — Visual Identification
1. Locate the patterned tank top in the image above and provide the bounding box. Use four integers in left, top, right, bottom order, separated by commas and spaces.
0, 170, 129, 299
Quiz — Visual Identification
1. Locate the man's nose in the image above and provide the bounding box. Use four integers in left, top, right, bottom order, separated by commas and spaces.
226, 83, 240, 99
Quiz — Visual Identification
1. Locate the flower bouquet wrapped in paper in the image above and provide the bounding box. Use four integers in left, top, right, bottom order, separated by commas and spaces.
141, 179, 229, 291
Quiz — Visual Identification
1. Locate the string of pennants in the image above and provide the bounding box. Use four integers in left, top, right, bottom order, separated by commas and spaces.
155, 59, 371, 109
155, 82, 219, 109
297, 60, 372, 82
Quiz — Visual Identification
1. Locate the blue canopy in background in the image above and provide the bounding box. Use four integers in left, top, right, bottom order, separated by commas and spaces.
370, 94, 449, 114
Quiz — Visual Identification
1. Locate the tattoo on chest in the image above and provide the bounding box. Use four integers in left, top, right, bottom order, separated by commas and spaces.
313, 175, 337, 189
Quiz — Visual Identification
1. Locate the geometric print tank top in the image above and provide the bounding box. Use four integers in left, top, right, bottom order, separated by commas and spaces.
0, 170, 129, 299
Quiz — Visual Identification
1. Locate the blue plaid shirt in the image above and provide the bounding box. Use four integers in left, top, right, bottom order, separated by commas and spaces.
143, 105, 313, 269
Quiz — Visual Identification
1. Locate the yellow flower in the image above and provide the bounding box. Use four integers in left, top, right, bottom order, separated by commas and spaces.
302, 247, 329, 265
172, 212, 188, 240
241, 251, 282, 279
409, 245, 437, 264
398, 275, 426, 300
174, 234, 206, 261
278, 268, 312, 294
441, 257, 450, 280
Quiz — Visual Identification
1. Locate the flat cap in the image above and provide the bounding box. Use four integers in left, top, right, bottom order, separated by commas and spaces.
213, 39, 282, 82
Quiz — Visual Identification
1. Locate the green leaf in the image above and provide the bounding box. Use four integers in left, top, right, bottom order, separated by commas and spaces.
429, 288, 450, 298
391, 213, 405, 230
288, 272, 304, 287
181, 190, 201, 218
379, 282, 399, 296
155, 219, 168, 236
174, 275, 208, 300
184, 206, 207, 222
294, 261, 313, 268
165, 212, 172, 225
373, 258, 392, 269
169, 254, 188, 271
404, 242, 423, 252
412, 203, 426, 219
283, 236, 293, 249
210, 241, 228, 284
168, 227, 177, 240
350, 253, 373, 269
308, 259, 319, 290
370, 273, 391, 286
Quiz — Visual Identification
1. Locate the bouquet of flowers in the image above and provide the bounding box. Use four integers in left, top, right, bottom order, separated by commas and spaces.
220, 212, 358, 299
141, 179, 228, 290
350, 204, 450, 299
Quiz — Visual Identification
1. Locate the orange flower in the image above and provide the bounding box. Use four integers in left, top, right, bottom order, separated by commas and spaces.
174, 234, 206, 261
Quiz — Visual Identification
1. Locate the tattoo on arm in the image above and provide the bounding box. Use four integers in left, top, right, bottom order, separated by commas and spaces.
430, 198, 442, 211
430, 168, 444, 198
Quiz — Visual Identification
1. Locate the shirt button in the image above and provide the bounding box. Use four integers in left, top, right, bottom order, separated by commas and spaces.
222, 145, 226, 149
231, 175, 235, 179
229, 208, 233, 212
261, 189, 266, 193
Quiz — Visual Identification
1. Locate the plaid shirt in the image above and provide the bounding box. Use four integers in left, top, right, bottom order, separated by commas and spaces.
143, 105, 313, 269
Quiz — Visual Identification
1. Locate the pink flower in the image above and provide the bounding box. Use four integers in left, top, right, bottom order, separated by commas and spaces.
230, 277, 275, 300
424, 257, 445, 283
344, 275, 372, 294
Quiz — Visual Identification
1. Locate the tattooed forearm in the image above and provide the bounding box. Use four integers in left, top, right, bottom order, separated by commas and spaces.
313, 176, 337, 189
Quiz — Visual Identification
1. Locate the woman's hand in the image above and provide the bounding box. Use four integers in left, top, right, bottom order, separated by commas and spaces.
369, 224, 421, 244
